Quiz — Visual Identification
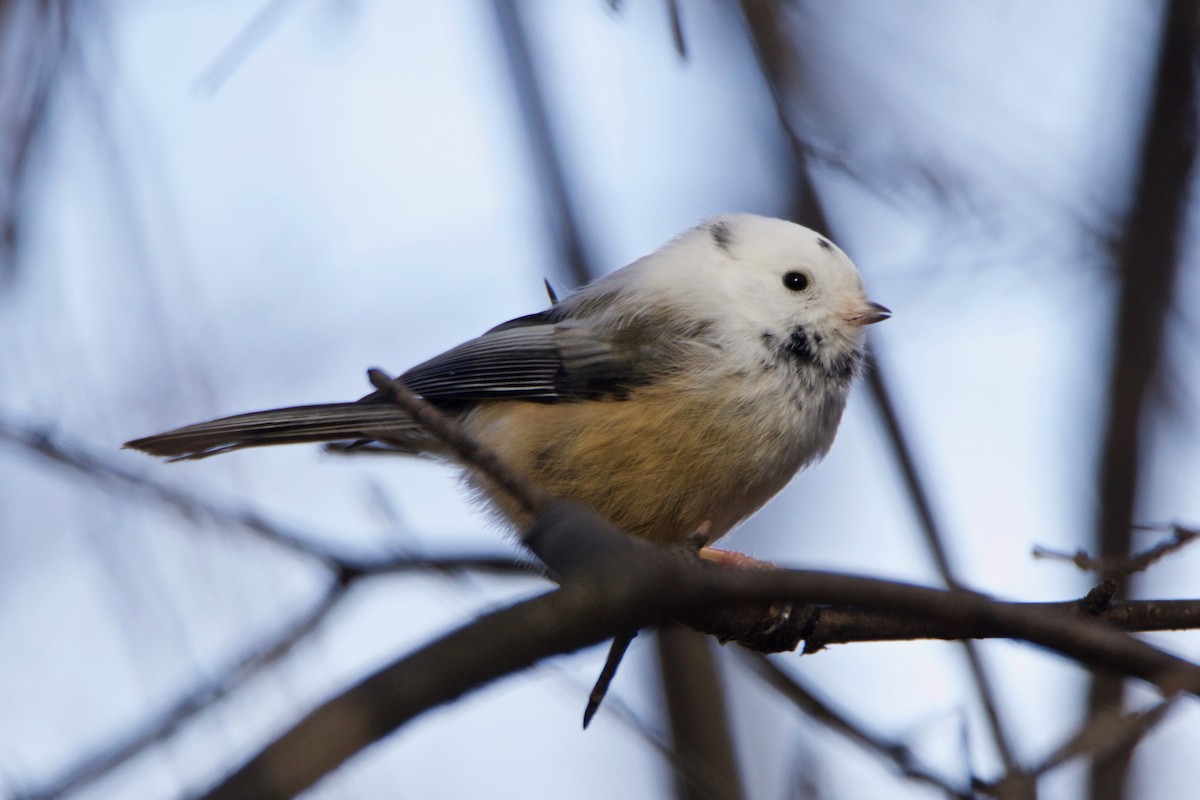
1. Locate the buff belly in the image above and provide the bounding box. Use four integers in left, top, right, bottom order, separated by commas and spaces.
460, 388, 812, 544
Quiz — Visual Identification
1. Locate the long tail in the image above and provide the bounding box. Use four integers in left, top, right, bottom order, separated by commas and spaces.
123, 402, 426, 461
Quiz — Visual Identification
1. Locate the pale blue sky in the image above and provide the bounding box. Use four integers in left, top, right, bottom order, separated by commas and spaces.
2, 2, 1198, 799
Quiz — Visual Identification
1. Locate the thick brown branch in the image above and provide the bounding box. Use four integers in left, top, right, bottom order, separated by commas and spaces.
200, 552, 1200, 800
807, 598, 1200, 649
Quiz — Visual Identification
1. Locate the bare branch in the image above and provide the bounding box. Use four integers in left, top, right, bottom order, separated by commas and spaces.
806, 598, 1200, 648
1, 415, 539, 579
656, 627, 745, 800
1030, 698, 1179, 783
1087, 3, 1200, 796
1033, 523, 1200, 578
199, 549, 1200, 800
367, 369, 550, 520
583, 631, 637, 728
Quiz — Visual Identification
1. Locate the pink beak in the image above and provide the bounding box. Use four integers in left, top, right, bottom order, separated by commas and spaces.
843, 301, 892, 327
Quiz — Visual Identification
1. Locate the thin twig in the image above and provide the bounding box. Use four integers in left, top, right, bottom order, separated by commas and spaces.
584, 631, 637, 728
366, 369, 550, 517
1033, 524, 1199, 578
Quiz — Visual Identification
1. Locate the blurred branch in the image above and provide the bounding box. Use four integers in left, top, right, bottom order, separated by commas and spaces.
656, 627, 745, 800
0, 0, 72, 280
863, 358, 1019, 775
1, 416, 350, 561
1087, 3, 1199, 798
4, 412, 539, 799
20, 580, 349, 800
0, 415, 537, 578
489, 6, 742, 797
195, 0, 306, 95
735, 0, 1019, 778
739, 653, 971, 799
664, 0, 687, 59
1028, 698, 1179, 787
490, 0, 591, 289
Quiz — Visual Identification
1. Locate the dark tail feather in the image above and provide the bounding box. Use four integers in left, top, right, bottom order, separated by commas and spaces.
124, 402, 424, 461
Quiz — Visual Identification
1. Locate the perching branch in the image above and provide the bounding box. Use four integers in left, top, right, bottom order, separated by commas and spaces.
200, 553, 1200, 800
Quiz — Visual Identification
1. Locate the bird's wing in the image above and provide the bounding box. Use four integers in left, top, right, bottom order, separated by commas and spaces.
391, 309, 652, 406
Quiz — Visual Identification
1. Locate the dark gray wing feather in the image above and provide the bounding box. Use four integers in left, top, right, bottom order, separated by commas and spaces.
126, 305, 698, 460
395, 312, 643, 405
398, 324, 565, 402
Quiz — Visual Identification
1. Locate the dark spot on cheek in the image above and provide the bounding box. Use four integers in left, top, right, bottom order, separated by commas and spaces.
784, 328, 819, 365
826, 352, 860, 382
816, 237, 833, 251
709, 221, 733, 252
776, 326, 862, 383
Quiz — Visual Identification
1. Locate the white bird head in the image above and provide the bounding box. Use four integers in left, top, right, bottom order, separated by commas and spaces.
608, 213, 888, 380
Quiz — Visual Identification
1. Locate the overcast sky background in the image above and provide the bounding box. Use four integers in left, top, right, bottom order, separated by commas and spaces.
2, 2, 1200, 798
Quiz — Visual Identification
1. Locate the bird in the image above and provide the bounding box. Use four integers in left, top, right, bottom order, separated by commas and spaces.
125, 213, 889, 547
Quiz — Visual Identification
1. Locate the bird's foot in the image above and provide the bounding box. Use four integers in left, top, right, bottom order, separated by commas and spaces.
698, 546, 776, 570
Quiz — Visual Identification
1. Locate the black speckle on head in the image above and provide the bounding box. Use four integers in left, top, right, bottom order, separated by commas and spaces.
709, 220, 733, 252
816, 237, 833, 251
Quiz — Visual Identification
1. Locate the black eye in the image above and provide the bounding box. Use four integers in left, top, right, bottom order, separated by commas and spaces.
783, 271, 810, 292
